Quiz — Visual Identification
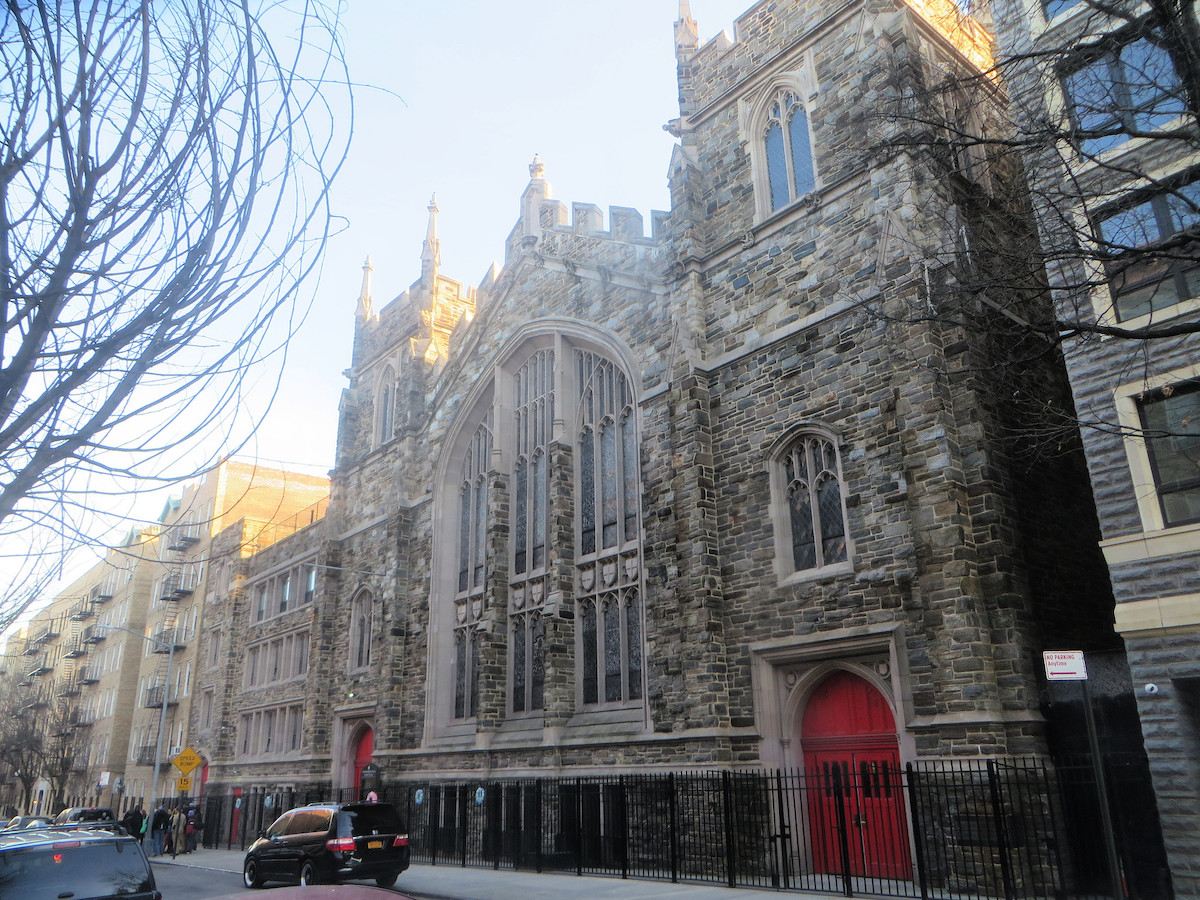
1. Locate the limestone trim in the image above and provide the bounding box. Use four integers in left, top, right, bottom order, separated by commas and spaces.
749, 626, 912, 770
1113, 361, 1200, 534
1101, 521, 1200, 564
1113, 593, 1200, 634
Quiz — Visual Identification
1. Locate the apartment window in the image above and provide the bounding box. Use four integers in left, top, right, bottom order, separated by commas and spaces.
254, 585, 267, 622
303, 565, 317, 604
278, 573, 291, 614
295, 633, 309, 676
200, 690, 214, 729
1064, 29, 1185, 156
1098, 177, 1200, 320
246, 647, 259, 687
1139, 381, 1200, 527
207, 629, 221, 668
1043, 0, 1079, 18
773, 430, 851, 578
288, 707, 303, 751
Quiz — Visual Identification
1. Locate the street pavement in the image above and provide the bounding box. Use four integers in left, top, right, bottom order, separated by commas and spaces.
154, 847, 813, 899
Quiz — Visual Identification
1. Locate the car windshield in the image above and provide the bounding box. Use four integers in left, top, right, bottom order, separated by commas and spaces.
0, 840, 153, 898
337, 805, 403, 837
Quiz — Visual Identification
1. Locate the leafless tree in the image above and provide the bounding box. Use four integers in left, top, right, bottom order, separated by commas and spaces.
0, 1, 351, 630
851, 0, 1198, 451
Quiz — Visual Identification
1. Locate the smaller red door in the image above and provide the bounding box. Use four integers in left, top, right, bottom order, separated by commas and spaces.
803, 671, 912, 881
352, 728, 374, 793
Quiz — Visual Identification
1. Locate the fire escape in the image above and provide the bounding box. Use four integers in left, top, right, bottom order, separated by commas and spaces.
140, 523, 197, 764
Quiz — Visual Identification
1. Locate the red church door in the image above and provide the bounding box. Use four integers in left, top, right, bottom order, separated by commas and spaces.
802, 671, 912, 881
352, 728, 374, 794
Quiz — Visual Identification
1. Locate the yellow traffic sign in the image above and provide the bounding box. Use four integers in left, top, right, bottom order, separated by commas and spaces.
173, 747, 202, 775
176, 776, 192, 793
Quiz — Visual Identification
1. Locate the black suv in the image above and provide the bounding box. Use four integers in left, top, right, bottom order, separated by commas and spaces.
53, 806, 117, 824
0, 822, 159, 899
242, 801, 410, 889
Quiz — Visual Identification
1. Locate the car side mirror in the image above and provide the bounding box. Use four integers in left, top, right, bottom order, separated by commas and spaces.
257, 829, 266, 839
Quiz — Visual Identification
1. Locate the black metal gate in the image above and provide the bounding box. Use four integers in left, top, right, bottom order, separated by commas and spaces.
201, 757, 1172, 899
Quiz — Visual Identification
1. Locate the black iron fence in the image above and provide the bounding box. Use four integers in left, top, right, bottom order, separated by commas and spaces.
199, 756, 1171, 900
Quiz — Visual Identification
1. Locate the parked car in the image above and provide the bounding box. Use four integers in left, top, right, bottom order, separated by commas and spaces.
0, 822, 159, 899
242, 801, 410, 889
53, 806, 117, 824
3, 814, 54, 830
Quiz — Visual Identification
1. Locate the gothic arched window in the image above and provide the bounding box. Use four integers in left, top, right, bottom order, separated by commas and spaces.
575, 350, 642, 706
773, 431, 851, 579
453, 411, 493, 719
764, 91, 815, 212
376, 367, 396, 447
350, 591, 373, 671
510, 349, 553, 714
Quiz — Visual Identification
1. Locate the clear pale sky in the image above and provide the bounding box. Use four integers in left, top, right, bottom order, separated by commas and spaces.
242, 0, 755, 472
4, 1, 757, 620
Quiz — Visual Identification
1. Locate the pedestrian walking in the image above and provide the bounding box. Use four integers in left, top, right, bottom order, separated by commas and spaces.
150, 804, 170, 857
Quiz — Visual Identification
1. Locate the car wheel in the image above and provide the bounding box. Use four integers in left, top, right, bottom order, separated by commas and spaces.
299, 859, 319, 886
243, 858, 263, 889
375, 872, 399, 888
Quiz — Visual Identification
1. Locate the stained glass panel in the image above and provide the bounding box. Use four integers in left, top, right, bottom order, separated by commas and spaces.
603, 597, 621, 702
513, 615, 527, 713
581, 600, 598, 705
581, 428, 596, 555
626, 591, 642, 700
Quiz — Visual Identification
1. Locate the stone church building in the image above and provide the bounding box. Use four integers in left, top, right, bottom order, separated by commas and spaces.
199, 0, 1123, 810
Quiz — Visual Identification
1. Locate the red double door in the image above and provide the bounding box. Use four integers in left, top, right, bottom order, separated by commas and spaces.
802, 671, 912, 881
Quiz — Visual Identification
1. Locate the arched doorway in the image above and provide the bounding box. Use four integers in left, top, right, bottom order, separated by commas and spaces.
351, 726, 374, 795
802, 670, 911, 880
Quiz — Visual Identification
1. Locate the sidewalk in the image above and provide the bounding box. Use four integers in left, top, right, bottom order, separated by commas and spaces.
154, 848, 806, 899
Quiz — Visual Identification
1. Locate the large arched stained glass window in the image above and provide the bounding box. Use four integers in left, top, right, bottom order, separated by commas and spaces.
453, 411, 493, 719
575, 350, 642, 706
510, 349, 554, 713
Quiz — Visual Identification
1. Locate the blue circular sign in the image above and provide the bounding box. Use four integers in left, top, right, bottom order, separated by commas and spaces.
474, 787, 485, 806
414, 789, 424, 806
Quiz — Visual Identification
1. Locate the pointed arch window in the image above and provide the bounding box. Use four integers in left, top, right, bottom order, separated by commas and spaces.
350, 591, 373, 672
376, 367, 396, 447
764, 91, 815, 212
575, 350, 643, 706
773, 431, 852, 579
453, 411, 493, 719
510, 349, 554, 713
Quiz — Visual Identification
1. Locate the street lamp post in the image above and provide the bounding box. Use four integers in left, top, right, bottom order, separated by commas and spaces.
97, 625, 174, 807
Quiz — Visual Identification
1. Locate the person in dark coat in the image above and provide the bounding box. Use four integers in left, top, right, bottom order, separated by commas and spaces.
121, 806, 145, 843
150, 804, 170, 857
